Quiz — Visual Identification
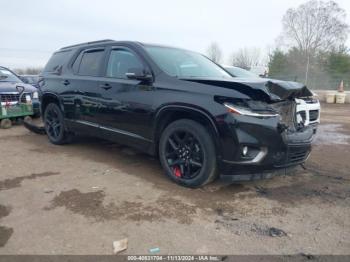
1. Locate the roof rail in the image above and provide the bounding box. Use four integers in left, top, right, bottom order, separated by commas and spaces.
60, 39, 115, 50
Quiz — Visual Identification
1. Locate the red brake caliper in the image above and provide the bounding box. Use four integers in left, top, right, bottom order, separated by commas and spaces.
173, 166, 182, 178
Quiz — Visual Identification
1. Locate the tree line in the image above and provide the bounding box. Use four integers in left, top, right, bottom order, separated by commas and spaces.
206, 0, 350, 90
13, 67, 43, 75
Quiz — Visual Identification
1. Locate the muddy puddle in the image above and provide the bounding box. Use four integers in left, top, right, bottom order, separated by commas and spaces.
0, 172, 60, 191
314, 124, 350, 145
46, 189, 197, 224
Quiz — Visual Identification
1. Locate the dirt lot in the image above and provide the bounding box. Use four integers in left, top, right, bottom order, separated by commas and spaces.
0, 104, 349, 255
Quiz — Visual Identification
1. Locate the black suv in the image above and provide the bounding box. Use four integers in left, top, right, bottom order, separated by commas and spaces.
39, 40, 318, 187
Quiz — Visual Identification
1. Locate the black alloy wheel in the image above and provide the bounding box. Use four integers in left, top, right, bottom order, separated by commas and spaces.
159, 119, 217, 187
165, 130, 204, 179
44, 103, 72, 145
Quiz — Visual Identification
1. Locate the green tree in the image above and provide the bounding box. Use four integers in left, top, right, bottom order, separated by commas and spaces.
268, 50, 289, 79
326, 51, 350, 75
280, 0, 349, 85
268, 47, 350, 90
322, 49, 350, 89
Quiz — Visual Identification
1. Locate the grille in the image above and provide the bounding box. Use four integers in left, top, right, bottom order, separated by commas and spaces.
288, 147, 309, 164
0, 93, 20, 102
0, 93, 31, 103
309, 110, 319, 122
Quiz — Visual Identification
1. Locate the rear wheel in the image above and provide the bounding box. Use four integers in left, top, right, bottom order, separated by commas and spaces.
44, 103, 72, 145
159, 119, 217, 188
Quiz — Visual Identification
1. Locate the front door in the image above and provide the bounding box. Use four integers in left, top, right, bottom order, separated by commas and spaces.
96, 47, 155, 142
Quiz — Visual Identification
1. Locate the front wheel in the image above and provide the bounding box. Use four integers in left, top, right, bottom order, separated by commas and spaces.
159, 119, 217, 188
44, 103, 72, 145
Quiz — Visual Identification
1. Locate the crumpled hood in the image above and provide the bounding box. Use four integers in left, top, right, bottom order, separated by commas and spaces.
180, 77, 313, 101
0, 81, 36, 93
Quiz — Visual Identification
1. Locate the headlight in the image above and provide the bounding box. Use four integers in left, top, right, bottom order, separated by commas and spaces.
224, 103, 278, 118
32, 91, 39, 99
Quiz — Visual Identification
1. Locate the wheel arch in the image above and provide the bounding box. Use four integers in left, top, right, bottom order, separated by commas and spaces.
41, 93, 64, 114
153, 105, 222, 158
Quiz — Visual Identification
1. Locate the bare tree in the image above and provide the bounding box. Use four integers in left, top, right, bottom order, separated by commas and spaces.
206, 42, 222, 63
230, 47, 261, 70
281, 0, 349, 83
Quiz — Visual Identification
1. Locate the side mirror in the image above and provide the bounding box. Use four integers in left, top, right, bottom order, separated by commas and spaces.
125, 68, 152, 82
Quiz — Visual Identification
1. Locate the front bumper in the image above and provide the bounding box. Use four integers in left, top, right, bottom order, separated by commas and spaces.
217, 112, 314, 179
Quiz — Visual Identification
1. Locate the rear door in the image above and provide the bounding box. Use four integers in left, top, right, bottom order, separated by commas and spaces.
66, 47, 107, 126
41, 49, 74, 115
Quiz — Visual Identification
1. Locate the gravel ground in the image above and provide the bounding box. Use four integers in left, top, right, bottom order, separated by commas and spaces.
0, 103, 349, 255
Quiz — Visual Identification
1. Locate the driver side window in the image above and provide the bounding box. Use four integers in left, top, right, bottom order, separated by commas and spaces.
106, 49, 144, 79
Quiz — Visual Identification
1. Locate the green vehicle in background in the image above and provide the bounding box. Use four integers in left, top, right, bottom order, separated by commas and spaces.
0, 66, 40, 129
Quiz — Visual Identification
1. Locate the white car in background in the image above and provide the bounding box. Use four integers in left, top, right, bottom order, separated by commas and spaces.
223, 65, 320, 131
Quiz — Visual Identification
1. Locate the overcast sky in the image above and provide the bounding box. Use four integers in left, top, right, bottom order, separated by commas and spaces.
1, 0, 350, 69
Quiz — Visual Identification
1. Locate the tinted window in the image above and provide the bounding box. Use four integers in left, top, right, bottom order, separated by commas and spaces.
106, 49, 144, 79
78, 50, 105, 76
43, 50, 72, 72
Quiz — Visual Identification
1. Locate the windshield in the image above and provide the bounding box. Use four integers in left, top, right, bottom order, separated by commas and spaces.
224, 66, 259, 78
0, 68, 22, 82
145, 46, 231, 78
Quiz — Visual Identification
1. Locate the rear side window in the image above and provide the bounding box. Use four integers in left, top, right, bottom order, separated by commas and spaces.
77, 49, 105, 76
43, 50, 72, 73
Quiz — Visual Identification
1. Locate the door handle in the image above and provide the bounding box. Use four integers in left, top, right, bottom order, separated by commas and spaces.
62, 80, 70, 86
100, 83, 112, 90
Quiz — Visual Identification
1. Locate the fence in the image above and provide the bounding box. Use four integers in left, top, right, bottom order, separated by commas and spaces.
269, 73, 349, 91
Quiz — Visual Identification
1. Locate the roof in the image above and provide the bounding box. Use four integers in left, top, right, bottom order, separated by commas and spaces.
60, 39, 116, 50
59, 39, 191, 52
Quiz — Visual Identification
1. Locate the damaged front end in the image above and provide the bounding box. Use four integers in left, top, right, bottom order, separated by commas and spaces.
270, 98, 316, 149
221, 97, 315, 157
207, 78, 320, 181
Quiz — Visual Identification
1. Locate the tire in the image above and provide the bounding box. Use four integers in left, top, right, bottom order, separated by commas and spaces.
159, 119, 217, 188
43, 103, 72, 145
0, 119, 12, 129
